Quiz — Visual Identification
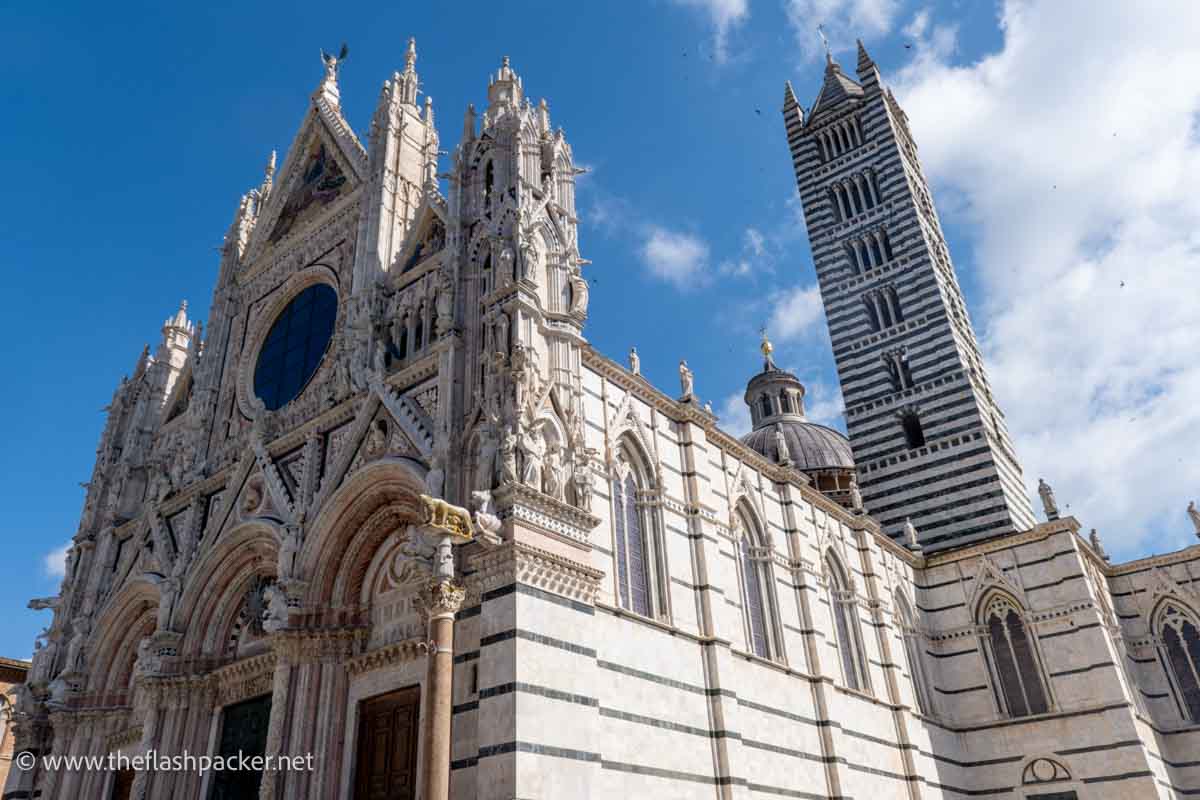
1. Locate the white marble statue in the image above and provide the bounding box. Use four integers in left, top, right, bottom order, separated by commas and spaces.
679, 360, 694, 398
1037, 478, 1059, 519
629, 347, 640, 375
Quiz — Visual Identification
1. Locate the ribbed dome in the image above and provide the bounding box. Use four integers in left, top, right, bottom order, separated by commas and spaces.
741, 421, 854, 471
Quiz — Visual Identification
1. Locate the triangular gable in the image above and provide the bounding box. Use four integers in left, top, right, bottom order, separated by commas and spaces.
243, 98, 366, 264
968, 555, 1027, 616
394, 195, 448, 273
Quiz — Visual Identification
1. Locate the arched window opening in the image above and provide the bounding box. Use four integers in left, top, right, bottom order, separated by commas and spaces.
611, 445, 666, 620
760, 394, 773, 419
429, 306, 439, 342
413, 305, 424, 352
1158, 603, 1200, 722
741, 535, 770, 658
862, 295, 881, 332
484, 160, 495, 208
901, 412, 925, 449
896, 593, 930, 714
736, 506, 777, 661
827, 554, 869, 692
780, 389, 792, 414
888, 287, 904, 324
877, 295, 895, 328
481, 254, 492, 295
882, 230, 895, 261
853, 182, 867, 214
983, 597, 1049, 718
870, 237, 884, 267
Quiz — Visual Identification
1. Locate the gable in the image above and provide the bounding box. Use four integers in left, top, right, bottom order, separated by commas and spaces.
241, 96, 366, 266
267, 137, 353, 245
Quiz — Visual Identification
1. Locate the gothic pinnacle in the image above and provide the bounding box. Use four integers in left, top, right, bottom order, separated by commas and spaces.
404, 37, 417, 73
783, 80, 800, 110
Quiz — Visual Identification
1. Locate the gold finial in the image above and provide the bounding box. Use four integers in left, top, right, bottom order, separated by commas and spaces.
760, 328, 776, 369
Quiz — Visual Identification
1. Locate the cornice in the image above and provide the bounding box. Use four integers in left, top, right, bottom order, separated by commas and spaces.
464, 539, 603, 606
923, 518, 1077, 569
494, 482, 599, 548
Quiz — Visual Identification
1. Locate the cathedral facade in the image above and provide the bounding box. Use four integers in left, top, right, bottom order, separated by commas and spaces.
7, 39, 1200, 800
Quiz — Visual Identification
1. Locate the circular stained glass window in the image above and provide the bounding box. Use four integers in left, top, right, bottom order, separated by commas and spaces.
253, 283, 337, 410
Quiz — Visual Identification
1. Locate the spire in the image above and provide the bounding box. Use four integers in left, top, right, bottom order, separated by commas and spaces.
133, 344, 151, 380
164, 300, 190, 334
808, 50, 863, 122
487, 55, 524, 115
855, 38, 882, 88
398, 37, 419, 105
463, 103, 476, 142
856, 39, 874, 70
783, 80, 800, 110
782, 80, 805, 127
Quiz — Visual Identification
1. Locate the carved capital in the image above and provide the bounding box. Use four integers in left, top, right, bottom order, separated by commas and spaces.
416, 579, 465, 621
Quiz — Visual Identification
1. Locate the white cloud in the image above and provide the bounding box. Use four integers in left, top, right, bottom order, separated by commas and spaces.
640, 226, 710, 289
892, 1, 1200, 556
744, 227, 766, 257
43, 542, 71, 579
671, 0, 750, 62
785, 0, 901, 62
803, 380, 845, 429
767, 283, 825, 341
718, 391, 753, 437
718, 227, 773, 279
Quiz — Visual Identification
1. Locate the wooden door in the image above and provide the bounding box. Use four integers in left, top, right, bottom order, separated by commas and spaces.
353, 686, 421, 800
208, 693, 272, 800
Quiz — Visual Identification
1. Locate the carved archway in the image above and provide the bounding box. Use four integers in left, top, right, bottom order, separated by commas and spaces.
300, 460, 428, 609
86, 579, 159, 695
177, 523, 280, 658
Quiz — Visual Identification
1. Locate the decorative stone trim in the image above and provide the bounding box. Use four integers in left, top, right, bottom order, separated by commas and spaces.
494, 482, 599, 547
345, 639, 425, 676
210, 652, 276, 706
465, 540, 603, 606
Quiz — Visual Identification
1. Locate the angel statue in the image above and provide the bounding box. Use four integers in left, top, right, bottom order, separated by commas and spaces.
320, 43, 350, 81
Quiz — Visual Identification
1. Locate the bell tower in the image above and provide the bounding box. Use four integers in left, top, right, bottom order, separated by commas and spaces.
782, 44, 1036, 550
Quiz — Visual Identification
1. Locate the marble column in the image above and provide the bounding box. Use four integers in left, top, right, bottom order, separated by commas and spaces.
420, 578, 465, 800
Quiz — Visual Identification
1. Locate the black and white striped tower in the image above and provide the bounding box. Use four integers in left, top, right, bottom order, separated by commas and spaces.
781, 42, 1036, 550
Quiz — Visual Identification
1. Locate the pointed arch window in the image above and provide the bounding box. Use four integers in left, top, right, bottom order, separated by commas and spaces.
981, 595, 1050, 717
1157, 602, 1200, 723
610, 443, 668, 620
737, 507, 779, 660
413, 304, 424, 352
484, 160, 495, 208
396, 315, 409, 360
895, 593, 931, 714
827, 554, 870, 692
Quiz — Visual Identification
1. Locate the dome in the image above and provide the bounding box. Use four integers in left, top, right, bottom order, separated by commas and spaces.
737, 332, 855, 473
741, 420, 855, 471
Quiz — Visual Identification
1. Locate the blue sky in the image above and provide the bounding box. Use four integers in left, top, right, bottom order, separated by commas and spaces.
3, 1, 1199, 659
